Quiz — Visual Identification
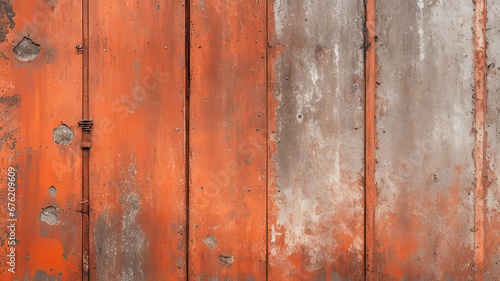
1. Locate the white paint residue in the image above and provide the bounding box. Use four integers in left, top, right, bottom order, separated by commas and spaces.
334, 44, 339, 67
275, 120, 363, 271
270, 225, 282, 243
310, 65, 319, 85
417, 0, 425, 61
273, 0, 288, 39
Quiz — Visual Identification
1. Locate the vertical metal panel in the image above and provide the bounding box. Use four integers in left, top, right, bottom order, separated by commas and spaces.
375, 1, 475, 279
88, 0, 187, 280
486, 1, 500, 278
268, 1, 365, 280
0, 0, 82, 279
188, 0, 267, 279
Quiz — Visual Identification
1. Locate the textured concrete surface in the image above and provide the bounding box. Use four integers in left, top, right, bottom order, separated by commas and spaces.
486, 0, 500, 277
269, 0, 365, 279
375, 0, 475, 279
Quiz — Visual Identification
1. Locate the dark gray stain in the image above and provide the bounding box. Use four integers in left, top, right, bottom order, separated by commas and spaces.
121, 192, 149, 281
53, 124, 74, 145
115, 157, 150, 281
13, 37, 41, 61
39, 206, 60, 225
0, 1, 15, 43
0, 93, 20, 107
218, 254, 234, 266
33, 270, 61, 281
330, 271, 341, 281
95, 156, 150, 280
95, 210, 118, 281
202, 235, 217, 250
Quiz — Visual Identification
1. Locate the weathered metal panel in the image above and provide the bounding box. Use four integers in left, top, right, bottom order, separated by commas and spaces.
88, 0, 187, 280
188, 0, 268, 279
375, 1, 475, 279
486, 0, 500, 278
0, 0, 82, 279
268, 1, 365, 280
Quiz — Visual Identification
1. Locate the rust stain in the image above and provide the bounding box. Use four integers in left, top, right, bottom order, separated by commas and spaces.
473, 0, 488, 278
364, 0, 377, 278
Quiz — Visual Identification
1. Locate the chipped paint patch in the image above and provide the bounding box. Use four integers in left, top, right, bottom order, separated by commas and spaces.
13, 37, 41, 61
39, 206, 60, 225
53, 124, 74, 145
202, 235, 217, 250
218, 254, 234, 266
49, 186, 57, 197
33, 270, 61, 281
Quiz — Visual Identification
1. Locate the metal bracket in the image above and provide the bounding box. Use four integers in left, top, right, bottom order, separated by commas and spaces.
78, 119, 93, 132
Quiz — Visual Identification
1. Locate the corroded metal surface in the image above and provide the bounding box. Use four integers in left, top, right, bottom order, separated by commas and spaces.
0, 0, 82, 279
88, 0, 187, 280
2, 0, 500, 279
188, 0, 268, 279
268, 1, 365, 279
375, 0, 475, 279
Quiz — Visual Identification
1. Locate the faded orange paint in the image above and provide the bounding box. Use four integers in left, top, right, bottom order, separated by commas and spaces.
88, 0, 187, 280
0, 0, 83, 280
188, 0, 268, 279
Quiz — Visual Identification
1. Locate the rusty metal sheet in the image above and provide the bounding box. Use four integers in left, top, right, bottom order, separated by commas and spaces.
375, 1, 475, 279
0, 0, 82, 279
485, 1, 500, 278
268, 1, 365, 280
88, 1, 187, 280
188, 0, 268, 279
